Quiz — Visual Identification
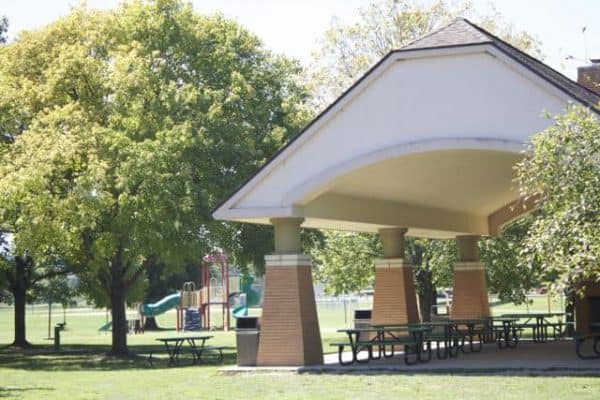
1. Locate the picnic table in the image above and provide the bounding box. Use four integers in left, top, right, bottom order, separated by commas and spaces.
372, 323, 433, 362
501, 313, 564, 342
420, 319, 487, 358
334, 323, 431, 366
150, 335, 223, 366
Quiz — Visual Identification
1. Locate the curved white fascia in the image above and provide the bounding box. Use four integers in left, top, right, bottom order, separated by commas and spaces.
212, 205, 302, 221
283, 136, 525, 206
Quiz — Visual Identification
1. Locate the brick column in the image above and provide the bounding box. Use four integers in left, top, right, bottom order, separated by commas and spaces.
256, 218, 323, 366
372, 228, 419, 325
450, 235, 490, 319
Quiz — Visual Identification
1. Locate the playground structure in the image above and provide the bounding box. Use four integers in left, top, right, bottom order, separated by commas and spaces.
172, 252, 261, 331
118, 252, 262, 332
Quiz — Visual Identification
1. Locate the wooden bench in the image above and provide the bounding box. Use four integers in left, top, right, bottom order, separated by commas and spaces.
194, 345, 227, 363
331, 336, 423, 366
356, 337, 423, 365
330, 342, 363, 366
575, 333, 600, 360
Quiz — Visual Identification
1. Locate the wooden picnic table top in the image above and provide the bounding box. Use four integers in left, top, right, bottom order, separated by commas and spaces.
337, 324, 430, 333
500, 313, 564, 319
155, 335, 213, 343
489, 316, 519, 322
423, 319, 487, 325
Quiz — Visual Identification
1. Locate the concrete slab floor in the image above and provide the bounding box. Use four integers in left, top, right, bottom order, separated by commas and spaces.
220, 340, 600, 376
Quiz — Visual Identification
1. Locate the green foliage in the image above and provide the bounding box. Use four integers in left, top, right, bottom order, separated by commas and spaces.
0, 0, 309, 353
310, 231, 455, 297
310, 231, 381, 295
0, 232, 70, 303
480, 215, 540, 303
516, 106, 600, 294
37, 275, 77, 307
408, 238, 456, 290
307, 0, 542, 107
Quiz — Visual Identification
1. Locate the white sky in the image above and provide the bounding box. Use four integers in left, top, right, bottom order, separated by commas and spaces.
2, 0, 600, 79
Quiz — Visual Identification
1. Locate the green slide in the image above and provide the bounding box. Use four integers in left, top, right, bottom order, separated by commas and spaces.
141, 293, 181, 317
98, 321, 112, 332
232, 305, 247, 318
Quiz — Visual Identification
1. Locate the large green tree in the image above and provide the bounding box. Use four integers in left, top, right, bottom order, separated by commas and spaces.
0, 233, 70, 347
0, 0, 308, 355
516, 106, 600, 295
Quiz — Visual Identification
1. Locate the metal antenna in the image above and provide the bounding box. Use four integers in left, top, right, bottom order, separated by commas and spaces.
582, 26, 588, 62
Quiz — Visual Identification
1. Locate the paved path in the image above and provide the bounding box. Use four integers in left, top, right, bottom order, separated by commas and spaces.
221, 340, 600, 375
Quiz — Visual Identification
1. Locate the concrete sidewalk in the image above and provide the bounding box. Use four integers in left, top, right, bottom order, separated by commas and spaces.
221, 340, 600, 375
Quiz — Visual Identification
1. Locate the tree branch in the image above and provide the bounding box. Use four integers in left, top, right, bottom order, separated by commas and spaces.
31, 268, 70, 284
124, 255, 155, 289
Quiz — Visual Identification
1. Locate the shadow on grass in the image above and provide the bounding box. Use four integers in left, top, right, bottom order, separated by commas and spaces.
0, 344, 236, 371
0, 386, 55, 398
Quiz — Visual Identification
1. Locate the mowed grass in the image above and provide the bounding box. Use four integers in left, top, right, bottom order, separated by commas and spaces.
1, 296, 599, 400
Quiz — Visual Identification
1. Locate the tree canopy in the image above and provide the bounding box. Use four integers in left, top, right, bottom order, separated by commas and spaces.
516, 106, 600, 295
0, 0, 309, 354
307, 0, 542, 108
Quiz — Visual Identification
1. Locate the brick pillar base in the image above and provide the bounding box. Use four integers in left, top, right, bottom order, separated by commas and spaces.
575, 281, 600, 334
451, 262, 490, 319
372, 259, 419, 325
256, 254, 323, 366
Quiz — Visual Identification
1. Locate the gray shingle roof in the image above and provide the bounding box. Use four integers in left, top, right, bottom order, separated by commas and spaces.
400, 18, 600, 111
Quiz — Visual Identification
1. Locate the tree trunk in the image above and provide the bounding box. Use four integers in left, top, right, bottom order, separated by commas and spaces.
430, 283, 438, 316
109, 286, 128, 356
417, 273, 435, 322
12, 257, 30, 348
47, 301, 52, 339
12, 283, 29, 347
143, 316, 160, 331
565, 289, 575, 336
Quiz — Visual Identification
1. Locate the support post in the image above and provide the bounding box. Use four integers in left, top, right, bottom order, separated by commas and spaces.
256, 218, 323, 366
372, 228, 419, 325
451, 235, 490, 319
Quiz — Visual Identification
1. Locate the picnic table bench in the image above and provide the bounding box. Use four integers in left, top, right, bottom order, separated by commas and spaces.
149, 335, 226, 366
487, 317, 519, 349
574, 333, 600, 360
575, 323, 600, 360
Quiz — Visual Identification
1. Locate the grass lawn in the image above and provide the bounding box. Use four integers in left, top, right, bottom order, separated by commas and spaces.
1, 296, 599, 399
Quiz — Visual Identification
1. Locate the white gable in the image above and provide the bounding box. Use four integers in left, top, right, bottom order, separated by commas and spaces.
214, 45, 576, 236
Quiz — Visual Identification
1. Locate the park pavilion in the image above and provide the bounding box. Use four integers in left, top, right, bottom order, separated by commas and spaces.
213, 18, 600, 366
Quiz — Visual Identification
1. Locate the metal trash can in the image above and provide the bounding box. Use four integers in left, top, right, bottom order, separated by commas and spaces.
236, 316, 260, 366
354, 309, 373, 341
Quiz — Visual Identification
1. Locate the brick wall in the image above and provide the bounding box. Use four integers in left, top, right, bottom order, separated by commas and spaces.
575, 281, 600, 334
451, 265, 490, 319
256, 265, 323, 366
372, 263, 419, 325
